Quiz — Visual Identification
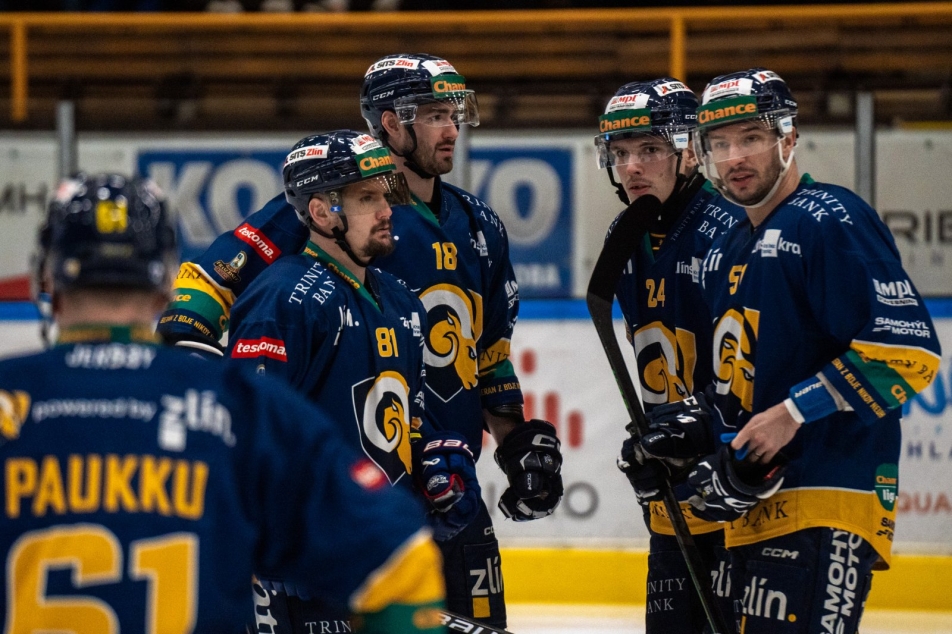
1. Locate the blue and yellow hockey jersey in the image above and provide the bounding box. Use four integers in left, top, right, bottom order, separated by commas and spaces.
228, 241, 430, 487
0, 326, 441, 632
612, 178, 744, 536
158, 181, 522, 458
699, 176, 941, 566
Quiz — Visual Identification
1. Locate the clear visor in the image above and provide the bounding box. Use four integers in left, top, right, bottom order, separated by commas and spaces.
394, 92, 480, 128
329, 172, 412, 215
694, 114, 796, 207
696, 117, 787, 164
594, 133, 681, 169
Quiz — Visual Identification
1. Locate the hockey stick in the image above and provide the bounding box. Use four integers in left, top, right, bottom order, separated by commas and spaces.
586, 195, 731, 634
440, 610, 513, 633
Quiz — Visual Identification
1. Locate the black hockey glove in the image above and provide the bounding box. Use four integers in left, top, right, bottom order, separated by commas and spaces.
686, 445, 788, 523
616, 436, 667, 506
640, 390, 717, 471
494, 419, 563, 522
412, 431, 481, 542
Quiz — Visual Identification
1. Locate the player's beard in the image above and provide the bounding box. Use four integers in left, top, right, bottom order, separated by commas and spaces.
412, 140, 455, 177
361, 220, 396, 258
724, 154, 783, 207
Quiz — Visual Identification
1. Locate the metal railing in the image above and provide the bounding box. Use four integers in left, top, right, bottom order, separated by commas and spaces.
2, 3, 951, 124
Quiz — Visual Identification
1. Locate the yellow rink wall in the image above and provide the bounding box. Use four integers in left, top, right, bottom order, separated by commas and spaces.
500, 549, 952, 611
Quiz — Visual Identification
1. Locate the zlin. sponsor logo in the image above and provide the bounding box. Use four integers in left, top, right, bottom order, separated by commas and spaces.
231, 337, 288, 362
234, 223, 280, 264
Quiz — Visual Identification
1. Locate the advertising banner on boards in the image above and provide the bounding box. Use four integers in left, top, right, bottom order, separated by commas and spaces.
2, 130, 950, 299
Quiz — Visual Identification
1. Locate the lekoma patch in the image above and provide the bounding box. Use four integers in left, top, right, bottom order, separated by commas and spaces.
234, 223, 281, 264
231, 337, 288, 361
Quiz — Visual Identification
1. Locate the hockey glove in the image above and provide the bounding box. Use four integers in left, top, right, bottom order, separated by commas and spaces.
494, 419, 564, 521
616, 435, 667, 506
412, 431, 481, 542
640, 390, 717, 471
686, 445, 787, 523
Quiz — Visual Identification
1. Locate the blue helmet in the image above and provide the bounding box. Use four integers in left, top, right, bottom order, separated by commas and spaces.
595, 77, 699, 169
359, 54, 479, 143
38, 173, 176, 293
694, 68, 799, 207
283, 130, 410, 218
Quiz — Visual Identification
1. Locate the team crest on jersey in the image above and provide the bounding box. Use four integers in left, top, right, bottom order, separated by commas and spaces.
634, 323, 698, 406
0, 390, 30, 443
712, 307, 760, 414
418, 284, 483, 403
352, 371, 413, 484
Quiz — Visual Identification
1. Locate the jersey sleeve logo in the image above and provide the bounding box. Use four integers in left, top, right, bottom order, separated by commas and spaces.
234, 223, 281, 265
418, 284, 483, 403
231, 337, 288, 362
352, 371, 413, 484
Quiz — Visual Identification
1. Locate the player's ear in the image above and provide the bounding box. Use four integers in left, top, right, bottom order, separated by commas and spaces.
381, 110, 403, 138
781, 127, 798, 159
308, 195, 335, 230
680, 144, 698, 173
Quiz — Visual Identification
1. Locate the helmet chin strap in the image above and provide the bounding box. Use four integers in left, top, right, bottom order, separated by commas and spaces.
605, 150, 698, 231
387, 126, 439, 180
312, 215, 374, 269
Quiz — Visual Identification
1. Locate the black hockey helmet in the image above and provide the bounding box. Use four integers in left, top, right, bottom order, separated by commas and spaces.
283, 130, 410, 218
359, 54, 479, 142
595, 77, 698, 169
37, 173, 176, 294
596, 78, 700, 204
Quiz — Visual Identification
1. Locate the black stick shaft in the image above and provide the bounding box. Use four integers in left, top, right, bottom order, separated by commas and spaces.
586, 195, 731, 634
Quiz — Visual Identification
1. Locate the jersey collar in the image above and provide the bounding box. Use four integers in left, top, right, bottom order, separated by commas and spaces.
56, 324, 161, 346
302, 240, 381, 311
405, 192, 440, 227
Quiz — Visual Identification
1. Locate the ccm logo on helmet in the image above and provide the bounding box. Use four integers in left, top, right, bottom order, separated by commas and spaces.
231, 337, 288, 362
359, 154, 394, 171
698, 102, 757, 125
234, 223, 281, 264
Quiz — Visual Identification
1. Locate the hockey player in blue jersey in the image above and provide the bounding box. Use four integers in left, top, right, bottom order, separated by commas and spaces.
599, 78, 742, 633
226, 130, 481, 632
639, 68, 941, 633
0, 173, 448, 634
156, 53, 563, 629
